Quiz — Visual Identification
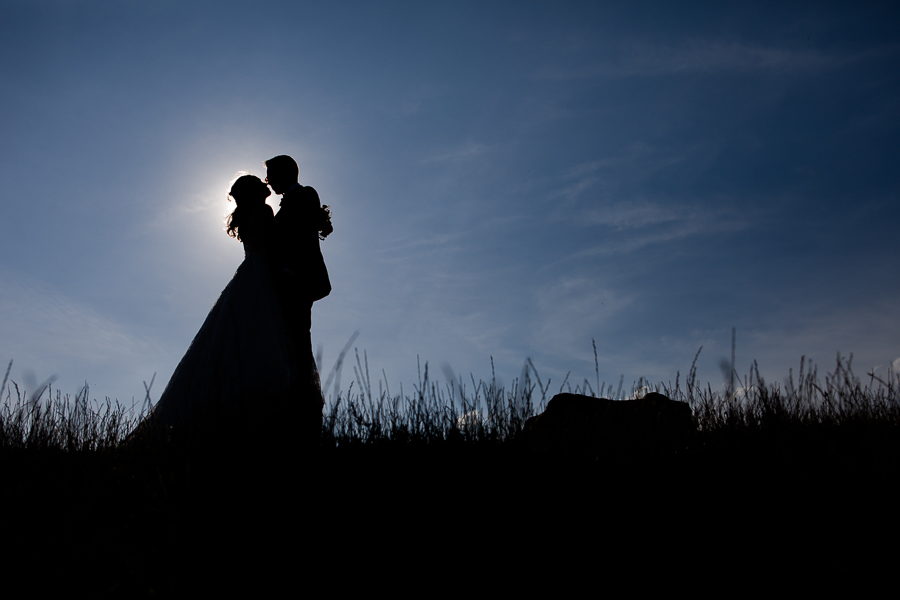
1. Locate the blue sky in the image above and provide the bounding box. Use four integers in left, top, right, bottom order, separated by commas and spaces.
1, 1, 898, 406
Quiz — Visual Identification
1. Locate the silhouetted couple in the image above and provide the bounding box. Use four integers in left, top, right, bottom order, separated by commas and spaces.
145, 155, 332, 456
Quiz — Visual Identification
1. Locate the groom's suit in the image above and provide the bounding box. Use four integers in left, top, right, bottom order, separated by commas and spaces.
273, 182, 330, 450
274, 183, 331, 308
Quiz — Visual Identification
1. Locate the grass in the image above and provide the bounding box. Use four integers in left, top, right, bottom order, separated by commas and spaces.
1, 349, 898, 595
2, 346, 898, 452
322, 347, 900, 449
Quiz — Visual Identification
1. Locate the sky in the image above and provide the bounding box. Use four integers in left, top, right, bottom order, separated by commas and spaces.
1, 0, 898, 409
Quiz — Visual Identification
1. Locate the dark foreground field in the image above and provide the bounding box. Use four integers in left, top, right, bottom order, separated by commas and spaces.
2, 354, 898, 596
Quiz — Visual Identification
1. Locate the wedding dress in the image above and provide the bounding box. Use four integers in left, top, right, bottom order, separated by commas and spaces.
145, 206, 298, 439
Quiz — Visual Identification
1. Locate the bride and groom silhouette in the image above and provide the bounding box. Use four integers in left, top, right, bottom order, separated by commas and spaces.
145, 155, 332, 451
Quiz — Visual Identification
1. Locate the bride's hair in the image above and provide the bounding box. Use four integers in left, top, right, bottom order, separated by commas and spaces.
226, 173, 268, 241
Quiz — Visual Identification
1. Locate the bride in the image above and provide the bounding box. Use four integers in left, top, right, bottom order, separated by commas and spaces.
142, 174, 299, 442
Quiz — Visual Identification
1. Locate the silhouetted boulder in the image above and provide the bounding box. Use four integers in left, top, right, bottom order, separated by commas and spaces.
521, 392, 695, 457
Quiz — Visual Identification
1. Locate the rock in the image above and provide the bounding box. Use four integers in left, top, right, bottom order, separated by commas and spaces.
521, 392, 695, 456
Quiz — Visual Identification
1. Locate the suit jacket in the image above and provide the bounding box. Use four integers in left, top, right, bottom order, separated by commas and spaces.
274, 184, 331, 303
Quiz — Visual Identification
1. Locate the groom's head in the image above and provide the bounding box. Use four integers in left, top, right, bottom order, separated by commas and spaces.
264, 155, 299, 194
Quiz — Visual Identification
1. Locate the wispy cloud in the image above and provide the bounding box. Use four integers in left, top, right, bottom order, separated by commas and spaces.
0, 270, 166, 401
536, 41, 898, 79
580, 200, 682, 229
529, 277, 636, 363
423, 142, 495, 163
376, 232, 467, 261
554, 216, 720, 260
549, 143, 718, 205
539, 145, 746, 257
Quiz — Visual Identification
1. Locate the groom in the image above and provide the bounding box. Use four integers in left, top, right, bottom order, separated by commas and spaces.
265, 154, 331, 452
